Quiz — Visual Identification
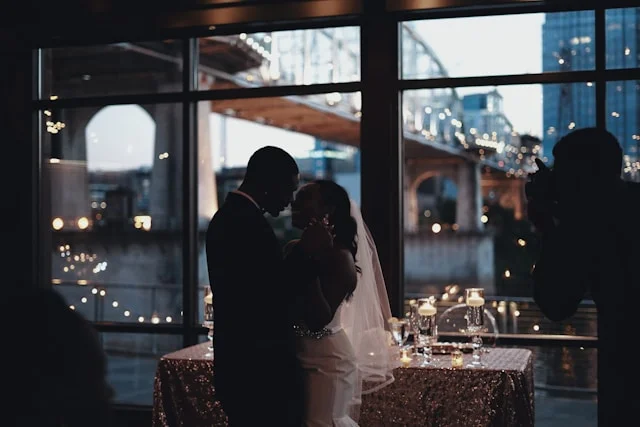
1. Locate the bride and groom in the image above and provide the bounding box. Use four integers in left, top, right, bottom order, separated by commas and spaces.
206, 146, 394, 426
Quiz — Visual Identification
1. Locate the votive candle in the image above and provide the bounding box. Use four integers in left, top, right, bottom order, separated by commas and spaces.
451, 349, 463, 368
400, 349, 412, 367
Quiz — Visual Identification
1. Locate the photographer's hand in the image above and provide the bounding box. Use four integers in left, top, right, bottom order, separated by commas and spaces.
525, 158, 558, 233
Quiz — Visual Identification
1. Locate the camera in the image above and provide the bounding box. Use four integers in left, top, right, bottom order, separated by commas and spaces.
525, 165, 558, 204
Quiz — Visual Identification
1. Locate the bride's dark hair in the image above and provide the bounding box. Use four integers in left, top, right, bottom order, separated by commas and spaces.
313, 180, 359, 273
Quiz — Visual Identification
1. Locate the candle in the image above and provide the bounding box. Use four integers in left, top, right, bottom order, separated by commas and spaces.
451, 349, 463, 368
466, 295, 485, 307
418, 302, 436, 316
204, 293, 213, 305
400, 349, 412, 367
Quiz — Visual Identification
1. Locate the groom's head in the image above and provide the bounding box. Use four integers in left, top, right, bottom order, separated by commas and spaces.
242, 146, 300, 216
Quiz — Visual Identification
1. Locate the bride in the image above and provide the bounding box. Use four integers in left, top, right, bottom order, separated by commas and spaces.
286, 179, 395, 426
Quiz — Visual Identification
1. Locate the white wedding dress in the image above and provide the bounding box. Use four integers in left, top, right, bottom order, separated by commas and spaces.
295, 200, 395, 427
296, 302, 359, 427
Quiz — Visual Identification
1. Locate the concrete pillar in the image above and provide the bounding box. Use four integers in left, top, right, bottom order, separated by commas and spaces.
148, 96, 182, 230
198, 99, 217, 229
45, 160, 91, 231
404, 164, 418, 232
455, 160, 482, 232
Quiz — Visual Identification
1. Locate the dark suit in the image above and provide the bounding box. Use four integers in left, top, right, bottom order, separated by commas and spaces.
206, 192, 304, 426
532, 181, 638, 426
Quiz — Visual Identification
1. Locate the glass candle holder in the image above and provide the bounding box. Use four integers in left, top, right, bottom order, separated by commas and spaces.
451, 349, 464, 368
416, 297, 437, 367
203, 287, 214, 357
465, 288, 485, 368
400, 349, 412, 368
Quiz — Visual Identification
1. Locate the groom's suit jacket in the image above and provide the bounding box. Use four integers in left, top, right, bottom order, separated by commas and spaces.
206, 191, 306, 421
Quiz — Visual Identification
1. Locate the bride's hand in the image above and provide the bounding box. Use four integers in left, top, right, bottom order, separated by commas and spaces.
299, 216, 334, 255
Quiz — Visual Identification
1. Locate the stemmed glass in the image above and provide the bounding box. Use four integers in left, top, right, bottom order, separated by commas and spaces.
416, 297, 438, 367
388, 317, 410, 352
203, 287, 214, 358
408, 300, 421, 356
465, 288, 486, 368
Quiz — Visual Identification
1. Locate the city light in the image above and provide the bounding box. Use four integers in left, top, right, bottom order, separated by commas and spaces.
52, 217, 64, 230
77, 216, 89, 230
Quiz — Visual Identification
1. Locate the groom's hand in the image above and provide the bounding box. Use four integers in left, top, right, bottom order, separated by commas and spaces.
299, 222, 334, 256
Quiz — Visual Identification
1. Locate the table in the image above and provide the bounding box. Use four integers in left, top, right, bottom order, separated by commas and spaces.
153, 343, 534, 427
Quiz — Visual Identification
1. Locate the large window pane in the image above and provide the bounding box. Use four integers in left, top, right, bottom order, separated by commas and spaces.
40, 41, 183, 99
101, 333, 182, 405
42, 103, 184, 325
402, 83, 595, 303
196, 93, 362, 319
401, 11, 594, 80
606, 80, 640, 182
198, 27, 360, 89
606, 8, 640, 69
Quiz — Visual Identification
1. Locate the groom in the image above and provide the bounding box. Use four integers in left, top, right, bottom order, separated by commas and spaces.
206, 146, 330, 426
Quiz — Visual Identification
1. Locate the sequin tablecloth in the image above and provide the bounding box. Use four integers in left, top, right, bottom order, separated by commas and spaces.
153, 343, 533, 427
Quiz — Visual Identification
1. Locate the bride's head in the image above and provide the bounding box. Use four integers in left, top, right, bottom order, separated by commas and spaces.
291, 180, 358, 261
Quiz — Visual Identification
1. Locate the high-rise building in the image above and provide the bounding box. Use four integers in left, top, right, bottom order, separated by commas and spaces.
542, 9, 640, 175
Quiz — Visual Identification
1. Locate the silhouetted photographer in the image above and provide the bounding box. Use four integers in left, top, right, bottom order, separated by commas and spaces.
525, 128, 638, 426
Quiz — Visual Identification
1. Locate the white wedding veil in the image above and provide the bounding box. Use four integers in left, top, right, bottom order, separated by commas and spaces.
339, 200, 395, 419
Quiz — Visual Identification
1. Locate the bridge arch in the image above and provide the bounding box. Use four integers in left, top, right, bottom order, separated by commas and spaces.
86, 105, 155, 172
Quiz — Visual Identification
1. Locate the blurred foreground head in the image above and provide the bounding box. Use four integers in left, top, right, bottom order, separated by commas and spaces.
1, 287, 113, 427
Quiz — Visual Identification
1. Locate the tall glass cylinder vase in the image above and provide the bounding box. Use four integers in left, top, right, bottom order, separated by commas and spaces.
408, 299, 421, 356
203, 287, 214, 358
417, 297, 437, 367
465, 288, 485, 368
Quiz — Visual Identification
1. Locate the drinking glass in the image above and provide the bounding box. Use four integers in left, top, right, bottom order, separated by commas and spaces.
465, 288, 485, 368
416, 297, 437, 367
203, 287, 214, 357
388, 318, 410, 350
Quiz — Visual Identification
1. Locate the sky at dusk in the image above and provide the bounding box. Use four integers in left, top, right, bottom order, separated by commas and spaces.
86, 13, 547, 171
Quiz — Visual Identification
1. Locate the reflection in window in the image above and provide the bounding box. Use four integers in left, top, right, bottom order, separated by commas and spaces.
196, 94, 362, 318
43, 104, 184, 324
198, 27, 360, 90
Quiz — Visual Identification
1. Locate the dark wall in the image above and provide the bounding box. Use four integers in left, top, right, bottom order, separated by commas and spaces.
1, 29, 39, 291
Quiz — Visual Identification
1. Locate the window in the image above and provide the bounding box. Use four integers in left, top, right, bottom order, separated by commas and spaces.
40, 41, 183, 99
32, 1, 637, 418
37, 24, 362, 405
396, 6, 640, 422
401, 12, 595, 80
606, 7, 640, 69
43, 103, 184, 325
196, 94, 361, 313
197, 27, 360, 89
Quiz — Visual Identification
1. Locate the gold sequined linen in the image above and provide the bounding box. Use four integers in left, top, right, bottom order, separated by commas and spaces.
153, 343, 533, 427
